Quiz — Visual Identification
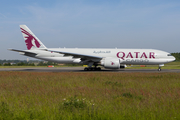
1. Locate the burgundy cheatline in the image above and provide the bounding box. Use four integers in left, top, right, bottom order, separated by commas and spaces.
9, 25, 175, 71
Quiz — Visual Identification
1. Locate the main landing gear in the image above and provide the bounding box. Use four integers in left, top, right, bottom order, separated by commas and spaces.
84, 67, 101, 71
84, 62, 101, 71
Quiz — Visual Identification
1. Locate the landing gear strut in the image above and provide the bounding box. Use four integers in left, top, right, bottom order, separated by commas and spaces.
158, 67, 161, 71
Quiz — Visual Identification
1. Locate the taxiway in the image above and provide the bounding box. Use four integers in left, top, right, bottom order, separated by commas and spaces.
0, 67, 180, 73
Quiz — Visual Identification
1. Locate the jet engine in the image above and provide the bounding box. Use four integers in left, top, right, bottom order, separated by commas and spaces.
101, 58, 120, 69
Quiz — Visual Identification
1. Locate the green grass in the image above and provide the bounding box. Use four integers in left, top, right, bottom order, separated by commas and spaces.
0, 72, 180, 119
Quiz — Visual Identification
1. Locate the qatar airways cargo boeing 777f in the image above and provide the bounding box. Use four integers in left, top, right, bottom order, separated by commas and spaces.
9, 25, 175, 71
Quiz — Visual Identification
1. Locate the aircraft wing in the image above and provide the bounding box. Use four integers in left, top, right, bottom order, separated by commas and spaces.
48, 49, 103, 60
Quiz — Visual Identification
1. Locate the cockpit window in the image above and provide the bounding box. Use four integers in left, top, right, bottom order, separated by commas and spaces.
167, 54, 172, 56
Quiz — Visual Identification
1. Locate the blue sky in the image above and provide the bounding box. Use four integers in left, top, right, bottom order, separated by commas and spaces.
0, 0, 180, 60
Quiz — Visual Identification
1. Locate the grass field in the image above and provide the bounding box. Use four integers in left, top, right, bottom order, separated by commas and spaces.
0, 72, 180, 119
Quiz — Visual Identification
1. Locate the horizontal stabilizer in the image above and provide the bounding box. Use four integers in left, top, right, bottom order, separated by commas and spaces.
8, 49, 37, 57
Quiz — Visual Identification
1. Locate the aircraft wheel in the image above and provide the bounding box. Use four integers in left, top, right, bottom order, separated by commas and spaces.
84, 67, 101, 71
91, 68, 95, 71
97, 67, 101, 71
84, 67, 88, 71
90, 67, 94, 71
158, 68, 161, 71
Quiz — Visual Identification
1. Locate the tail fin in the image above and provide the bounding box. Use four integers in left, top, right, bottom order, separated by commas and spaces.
20, 25, 47, 50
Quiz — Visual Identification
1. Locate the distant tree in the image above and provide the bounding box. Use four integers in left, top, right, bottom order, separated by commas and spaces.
47, 61, 57, 65
28, 63, 35, 66
3, 63, 11, 66
17, 62, 27, 66
37, 61, 47, 66
171, 53, 180, 61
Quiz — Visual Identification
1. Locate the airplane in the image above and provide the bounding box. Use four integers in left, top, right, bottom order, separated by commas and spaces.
9, 25, 176, 71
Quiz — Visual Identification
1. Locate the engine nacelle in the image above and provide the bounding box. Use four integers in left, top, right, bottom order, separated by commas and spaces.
101, 58, 120, 69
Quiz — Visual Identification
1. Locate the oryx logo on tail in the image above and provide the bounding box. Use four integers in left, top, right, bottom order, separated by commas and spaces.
20, 25, 47, 50
20, 28, 41, 50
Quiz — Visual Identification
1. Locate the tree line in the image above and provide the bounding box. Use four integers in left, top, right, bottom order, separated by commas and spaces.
171, 53, 180, 61
0, 60, 57, 66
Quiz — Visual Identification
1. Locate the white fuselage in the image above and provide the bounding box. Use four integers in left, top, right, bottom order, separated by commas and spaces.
23, 48, 175, 65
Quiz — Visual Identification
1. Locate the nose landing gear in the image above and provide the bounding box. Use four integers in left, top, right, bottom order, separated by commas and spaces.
158, 67, 161, 71
158, 64, 164, 71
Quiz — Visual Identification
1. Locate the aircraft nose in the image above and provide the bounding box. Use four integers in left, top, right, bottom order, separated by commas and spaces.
172, 56, 176, 61
167, 55, 176, 62
170, 56, 176, 62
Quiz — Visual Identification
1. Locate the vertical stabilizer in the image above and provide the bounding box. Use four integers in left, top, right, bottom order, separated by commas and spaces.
20, 25, 47, 50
